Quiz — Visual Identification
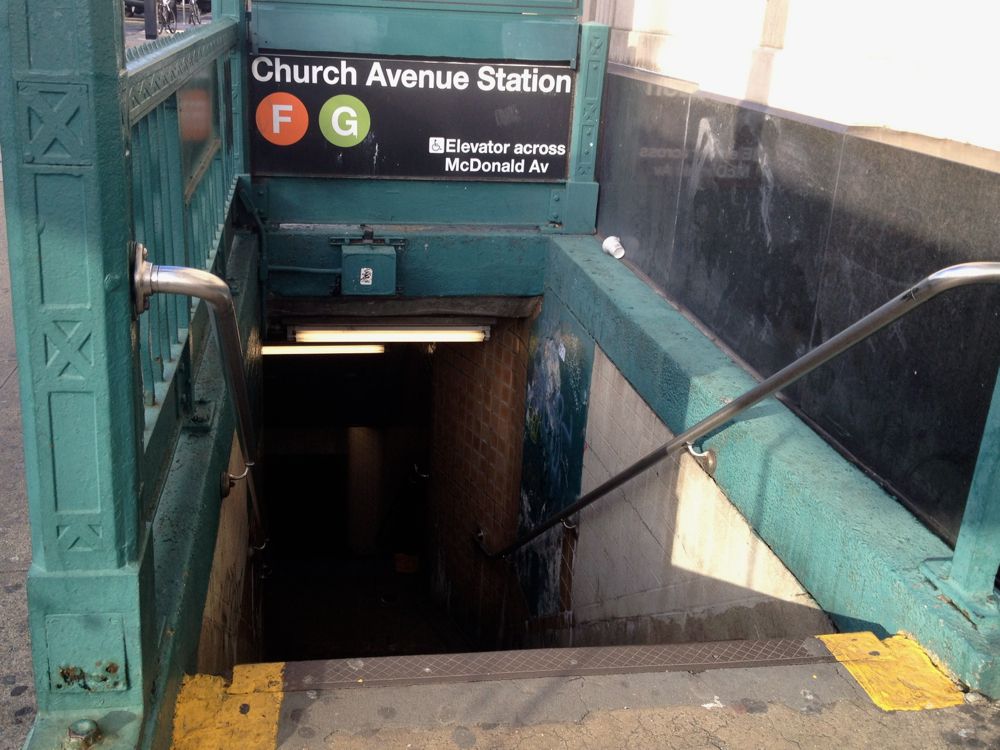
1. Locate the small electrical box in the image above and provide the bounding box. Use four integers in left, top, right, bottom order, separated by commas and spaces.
342, 246, 397, 296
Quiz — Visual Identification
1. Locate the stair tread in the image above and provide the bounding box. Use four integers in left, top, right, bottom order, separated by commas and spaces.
281, 636, 833, 690
168, 633, 996, 749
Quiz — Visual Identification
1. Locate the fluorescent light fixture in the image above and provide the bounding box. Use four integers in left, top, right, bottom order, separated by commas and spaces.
262, 344, 386, 356
294, 326, 490, 344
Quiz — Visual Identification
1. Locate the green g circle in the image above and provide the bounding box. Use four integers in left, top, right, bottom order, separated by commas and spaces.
319, 95, 371, 147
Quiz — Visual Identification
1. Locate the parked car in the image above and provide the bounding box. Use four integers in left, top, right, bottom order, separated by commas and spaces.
124, 0, 210, 16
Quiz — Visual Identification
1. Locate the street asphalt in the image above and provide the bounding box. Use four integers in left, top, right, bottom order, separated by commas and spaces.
125, 8, 213, 48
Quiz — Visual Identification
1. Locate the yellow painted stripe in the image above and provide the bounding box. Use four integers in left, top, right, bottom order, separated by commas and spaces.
818, 632, 964, 711
171, 662, 285, 750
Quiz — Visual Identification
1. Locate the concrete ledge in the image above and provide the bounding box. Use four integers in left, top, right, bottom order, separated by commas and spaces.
547, 235, 1000, 697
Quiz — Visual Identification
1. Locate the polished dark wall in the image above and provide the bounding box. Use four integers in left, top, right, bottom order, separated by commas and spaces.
596, 69, 1000, 544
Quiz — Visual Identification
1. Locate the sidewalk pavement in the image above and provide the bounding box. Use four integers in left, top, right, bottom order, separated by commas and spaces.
0, 164, 35, 750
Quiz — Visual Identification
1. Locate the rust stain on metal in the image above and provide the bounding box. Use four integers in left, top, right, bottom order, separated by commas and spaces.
59, 666, 86, 686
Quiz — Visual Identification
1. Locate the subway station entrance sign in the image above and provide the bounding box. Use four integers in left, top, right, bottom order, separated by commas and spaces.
249, 54, 575, 182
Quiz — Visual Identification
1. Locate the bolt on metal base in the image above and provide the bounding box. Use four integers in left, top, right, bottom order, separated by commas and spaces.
64, 719, 100, 749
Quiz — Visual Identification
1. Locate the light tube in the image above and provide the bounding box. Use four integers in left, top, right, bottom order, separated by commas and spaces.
262, 344, 386, 356
294, 326, 490, 343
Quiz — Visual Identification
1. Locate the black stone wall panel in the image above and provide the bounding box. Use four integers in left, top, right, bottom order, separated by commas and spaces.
596, 75, 690, 290
594, 70, 1000, 545
667, 97, 843, 381
800, 136, 1000, 540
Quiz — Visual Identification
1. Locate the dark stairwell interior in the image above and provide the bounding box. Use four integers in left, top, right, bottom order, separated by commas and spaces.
260, 343, 471, 661
253, 306, 835, 668
257, 318, 533, 662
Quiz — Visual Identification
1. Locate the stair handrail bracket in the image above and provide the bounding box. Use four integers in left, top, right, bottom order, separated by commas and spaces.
132, 241, 263, 532
480, 261, 1000, 567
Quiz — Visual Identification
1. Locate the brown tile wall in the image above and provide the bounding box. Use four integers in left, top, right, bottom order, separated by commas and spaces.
428, 318, 532, 649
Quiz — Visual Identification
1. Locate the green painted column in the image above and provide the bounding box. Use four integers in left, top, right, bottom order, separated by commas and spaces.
952, 409, 1000, 595
561, 22, 608, 234
923, 372, 1000, 632
0, 0, 151, 717
216, 0, 239, 21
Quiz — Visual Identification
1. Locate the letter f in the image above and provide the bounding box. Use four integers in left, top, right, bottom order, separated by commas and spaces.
272, 104, 293, 134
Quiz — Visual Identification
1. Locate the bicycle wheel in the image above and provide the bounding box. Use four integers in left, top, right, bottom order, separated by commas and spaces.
189, 2, 201, 24
158, 3, 175, 33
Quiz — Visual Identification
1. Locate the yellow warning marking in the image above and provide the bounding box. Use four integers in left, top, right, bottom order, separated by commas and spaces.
230, 662, 285, 695
818, 632, 964, 711
171, 662, 285, 750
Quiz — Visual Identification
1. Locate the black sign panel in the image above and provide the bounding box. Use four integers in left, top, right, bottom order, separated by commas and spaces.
249, 54, 575, 182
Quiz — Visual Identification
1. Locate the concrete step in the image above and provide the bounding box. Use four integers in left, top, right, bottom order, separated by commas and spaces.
167, 633, 1000, 749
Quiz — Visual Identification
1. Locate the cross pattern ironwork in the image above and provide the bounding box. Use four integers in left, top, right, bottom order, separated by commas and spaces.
45, 321, 94, 380
20, 84, 90, 165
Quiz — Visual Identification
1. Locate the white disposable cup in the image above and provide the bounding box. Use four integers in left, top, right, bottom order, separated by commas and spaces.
602, 236, 625, 259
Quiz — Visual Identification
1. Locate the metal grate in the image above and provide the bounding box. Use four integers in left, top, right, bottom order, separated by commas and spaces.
282, 638, 833, 691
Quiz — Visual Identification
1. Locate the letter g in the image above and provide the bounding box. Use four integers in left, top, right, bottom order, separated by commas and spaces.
332, 106, 359, 137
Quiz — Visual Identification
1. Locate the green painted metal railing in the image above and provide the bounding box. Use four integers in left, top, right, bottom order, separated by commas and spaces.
132, 103, 187, 410
127, 21, 243, 440
0, 11, 245, 743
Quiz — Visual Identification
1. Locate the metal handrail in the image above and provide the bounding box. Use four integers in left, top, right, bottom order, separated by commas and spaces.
132, 242, 264, 536
478, 261, 1000, 560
